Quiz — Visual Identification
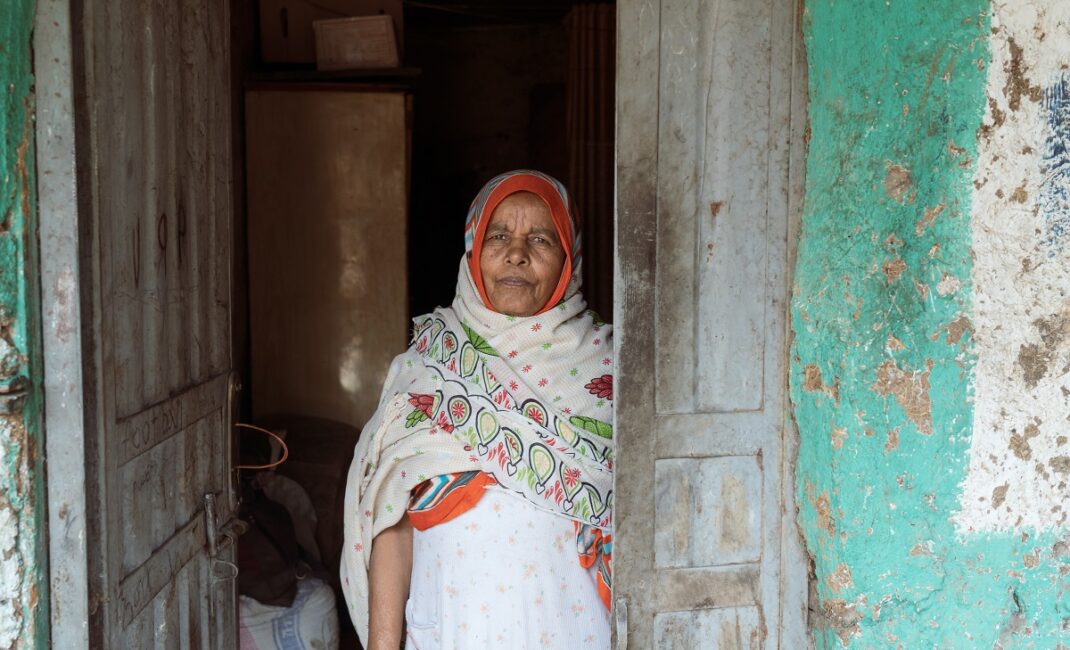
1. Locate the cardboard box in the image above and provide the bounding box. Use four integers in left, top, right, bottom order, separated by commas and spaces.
259, 0, 403, 63
314, 15, 399, 70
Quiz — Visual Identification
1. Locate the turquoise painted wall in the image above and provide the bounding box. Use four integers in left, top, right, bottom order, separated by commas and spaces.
792, 1, 1068, 647
0, 0, 47, 647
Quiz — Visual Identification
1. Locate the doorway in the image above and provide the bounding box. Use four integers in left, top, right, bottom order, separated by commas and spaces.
229, 1, 616, 645
33, 0, 808, 646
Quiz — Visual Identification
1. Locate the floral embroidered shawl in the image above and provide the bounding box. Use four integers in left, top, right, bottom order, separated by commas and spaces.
340, 171, 614, 645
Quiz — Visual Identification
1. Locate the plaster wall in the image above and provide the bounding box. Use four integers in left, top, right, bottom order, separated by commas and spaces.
792, 1, 1068, 647
0, 0, 47, 647
955, 2, 1070, 534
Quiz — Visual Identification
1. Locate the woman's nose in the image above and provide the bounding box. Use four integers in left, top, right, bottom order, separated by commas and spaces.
504, 239, 529, 265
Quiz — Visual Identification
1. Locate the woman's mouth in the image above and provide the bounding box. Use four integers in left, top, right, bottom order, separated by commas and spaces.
497, 276, 531, 287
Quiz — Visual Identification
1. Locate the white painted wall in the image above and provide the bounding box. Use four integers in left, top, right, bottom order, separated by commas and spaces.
955, 1, 1070, 533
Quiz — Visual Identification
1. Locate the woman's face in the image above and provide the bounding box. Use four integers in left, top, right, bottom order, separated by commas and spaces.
479, 192, 566, 317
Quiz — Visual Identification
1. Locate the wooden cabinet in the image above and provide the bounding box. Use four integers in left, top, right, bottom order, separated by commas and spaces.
244, 85, 410, 431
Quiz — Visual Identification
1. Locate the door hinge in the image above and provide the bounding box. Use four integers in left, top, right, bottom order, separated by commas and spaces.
614, 596, 628, 650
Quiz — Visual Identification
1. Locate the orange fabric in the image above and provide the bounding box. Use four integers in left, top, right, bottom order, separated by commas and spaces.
407, 472, 496, 532
596, 571, 612, 612
575, 524, 612, 611
467, 175, 574, 316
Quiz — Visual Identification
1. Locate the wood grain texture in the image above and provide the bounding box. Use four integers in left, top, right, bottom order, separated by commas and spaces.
655, 606, 762, 650
78, 0, 236, 646
654, 457, 762, 568
614, 0, 661, 647
615, 0, 808, 647
245, 88, 409, 428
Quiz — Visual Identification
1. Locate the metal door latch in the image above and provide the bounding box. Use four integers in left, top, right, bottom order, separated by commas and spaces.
204, 492, 247, 557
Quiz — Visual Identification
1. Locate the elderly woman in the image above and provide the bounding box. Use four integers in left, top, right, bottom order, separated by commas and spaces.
341, 170, 614, 649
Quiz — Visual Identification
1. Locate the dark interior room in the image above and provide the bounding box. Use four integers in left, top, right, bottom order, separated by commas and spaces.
228, 1, 615, 645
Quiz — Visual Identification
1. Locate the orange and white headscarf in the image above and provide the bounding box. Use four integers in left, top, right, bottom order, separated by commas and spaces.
341, 171, 614, 645
463, 169, 582, 315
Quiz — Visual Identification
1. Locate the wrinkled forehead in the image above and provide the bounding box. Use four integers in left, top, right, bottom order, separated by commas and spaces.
463, 170, 576, 254
485, 191, 554, 229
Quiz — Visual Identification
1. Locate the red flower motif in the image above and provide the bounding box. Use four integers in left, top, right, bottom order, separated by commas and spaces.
435, 411, 455, 432
354, 543, 363, 552
526, 406, 545, 425
451, 401, 467, 420
444, 337, 455, 351
564, 467, 581, 487
531, 323, 542, 332
585, 375, 613, 400
408, 393, 435, 417
563, 407, 572, 414
593, 338, 601, 346
509, 380, 519, 391
508, 350, 518, 358
416, 337, 429, 353
602, 357, 612, 366
522, 364, 532, 373
538, 378, 548, 387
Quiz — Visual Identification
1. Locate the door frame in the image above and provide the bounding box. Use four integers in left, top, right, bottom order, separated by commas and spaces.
35, 0, 95, 645
33, 0, 811, 644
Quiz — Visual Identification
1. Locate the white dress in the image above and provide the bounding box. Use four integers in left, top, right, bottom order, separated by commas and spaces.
405, 485, 610, 649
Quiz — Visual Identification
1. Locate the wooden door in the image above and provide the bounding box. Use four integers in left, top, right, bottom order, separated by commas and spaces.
614, 0, 809, 647
78, 0, 238, 647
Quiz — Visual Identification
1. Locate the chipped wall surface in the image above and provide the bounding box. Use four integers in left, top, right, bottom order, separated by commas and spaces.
0, 0, 47, 648
793, 1, 1068, 647
955, 3, 1070, 534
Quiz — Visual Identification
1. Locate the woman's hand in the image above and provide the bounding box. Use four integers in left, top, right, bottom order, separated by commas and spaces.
368, 515, 414, 650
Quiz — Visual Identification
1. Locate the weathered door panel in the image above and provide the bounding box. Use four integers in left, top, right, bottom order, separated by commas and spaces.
615, 0, 808, 647
79, 0, 237, 646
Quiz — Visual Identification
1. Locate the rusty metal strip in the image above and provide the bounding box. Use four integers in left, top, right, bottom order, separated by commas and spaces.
116, 373, 228, 466
118, 510, 206, 627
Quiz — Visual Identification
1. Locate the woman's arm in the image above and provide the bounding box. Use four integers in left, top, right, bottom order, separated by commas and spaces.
368, 515, 414, 650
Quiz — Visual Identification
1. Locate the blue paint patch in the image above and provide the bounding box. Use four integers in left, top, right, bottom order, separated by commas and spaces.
1040, 73, 1070, 255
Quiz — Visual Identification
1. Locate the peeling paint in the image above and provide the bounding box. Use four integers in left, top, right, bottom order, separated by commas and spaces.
956, 1, 1070, 534
793, 1, 1068, 647
883, 164, 912, 202
0, 1, 48, 647
871, 360, 933, 435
